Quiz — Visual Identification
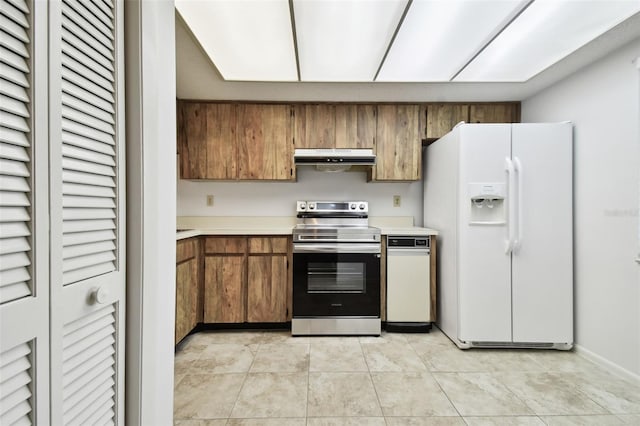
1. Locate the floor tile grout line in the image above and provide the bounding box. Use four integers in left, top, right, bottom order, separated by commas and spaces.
225, 336, 260, 421
430, 371, 465, 420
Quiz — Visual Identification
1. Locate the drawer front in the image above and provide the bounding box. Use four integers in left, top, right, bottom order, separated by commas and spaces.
248, 237, 289, 254
176, 239, 195, 263
205, 237, 247, 254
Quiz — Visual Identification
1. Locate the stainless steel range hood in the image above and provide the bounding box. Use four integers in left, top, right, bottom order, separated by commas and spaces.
294, 148, 376, 171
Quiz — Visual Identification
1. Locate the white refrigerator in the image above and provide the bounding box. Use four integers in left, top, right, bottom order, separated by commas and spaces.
424, 123, 573, 350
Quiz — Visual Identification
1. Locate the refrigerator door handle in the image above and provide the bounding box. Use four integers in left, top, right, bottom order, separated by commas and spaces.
513, 157, 523, 252
505, 157, 515, 254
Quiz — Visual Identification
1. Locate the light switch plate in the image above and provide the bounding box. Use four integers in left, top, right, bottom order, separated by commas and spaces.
393, 195, 401, 207
206, 195, 214, 206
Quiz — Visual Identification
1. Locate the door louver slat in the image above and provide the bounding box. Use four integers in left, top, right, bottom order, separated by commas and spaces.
1, 78, 29, 102
62, 304, 116, 425
61, 7, 114, 60
62, 229, 115, 247
62, 144, 115, 166
63, 183, 115, 198
0, 15, 28, 43
0, 94, 29, 117
0, 126, 29, 147
1, 0, 28, 27
64, 364, 113, 404
62, 93, 114, 125
5, 0, 28, 14
0, 0, 31, 305
62, 62, 114, 102
61, 80, 114, 115
0, 342, 33, 425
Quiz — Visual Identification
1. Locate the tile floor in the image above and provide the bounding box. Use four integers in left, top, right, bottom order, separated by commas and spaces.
174, 328, 640, 425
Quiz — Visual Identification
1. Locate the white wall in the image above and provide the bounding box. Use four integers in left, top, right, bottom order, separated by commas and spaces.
522, 38, 640, 378
177, 165, 424, 225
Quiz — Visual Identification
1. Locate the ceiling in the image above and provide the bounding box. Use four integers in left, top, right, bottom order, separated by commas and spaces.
175, 1, 640, 102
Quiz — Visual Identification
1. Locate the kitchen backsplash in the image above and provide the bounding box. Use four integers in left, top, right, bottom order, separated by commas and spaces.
177, 166, 423, 225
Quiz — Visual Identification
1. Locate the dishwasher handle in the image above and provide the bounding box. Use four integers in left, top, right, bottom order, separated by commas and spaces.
387, 247, 430, 255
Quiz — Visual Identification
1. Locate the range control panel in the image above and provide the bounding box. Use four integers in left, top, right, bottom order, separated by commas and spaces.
296, 200, 368, 213
387, 236, 431, 249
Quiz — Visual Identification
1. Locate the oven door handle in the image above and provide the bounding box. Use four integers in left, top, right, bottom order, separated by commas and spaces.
293, 243, 381, 254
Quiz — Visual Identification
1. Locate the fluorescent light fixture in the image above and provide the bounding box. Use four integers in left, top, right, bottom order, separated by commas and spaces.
455, 0, 640, 82
175, 0, 297, 81
377, 0, 529, 82
294, 0, 408, 81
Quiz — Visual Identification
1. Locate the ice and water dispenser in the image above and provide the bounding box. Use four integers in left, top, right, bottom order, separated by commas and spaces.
468, 183, 506, 224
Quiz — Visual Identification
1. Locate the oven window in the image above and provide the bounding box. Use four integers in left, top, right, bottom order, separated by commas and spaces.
307, 262, 366, 293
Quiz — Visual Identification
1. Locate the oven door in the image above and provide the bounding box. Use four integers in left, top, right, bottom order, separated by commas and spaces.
293, 244, 381, 317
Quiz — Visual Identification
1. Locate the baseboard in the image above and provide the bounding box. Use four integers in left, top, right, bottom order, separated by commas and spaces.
574, 343, 640, 384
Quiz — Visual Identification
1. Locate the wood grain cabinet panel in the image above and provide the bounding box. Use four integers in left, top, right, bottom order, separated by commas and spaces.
248, 237, 288, 254
180, 103, 237, 179
175, 238, 200, 344
237, 104, 294, 180
374, 105, 421, 181
294, 104, 336, 149
205, 236, 247, 254
202, 236, 292, 324
335, 104, 376, 149
469, 103, 519, 124
247, 255, 288, 322
204, 255, 246, 323
426, 104, 469, 140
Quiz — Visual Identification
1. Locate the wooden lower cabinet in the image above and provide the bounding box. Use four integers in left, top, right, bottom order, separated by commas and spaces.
247, 255, 288, 322
204, 255, 246, 323
203, 236, 291, 324
176, 238, 200, 344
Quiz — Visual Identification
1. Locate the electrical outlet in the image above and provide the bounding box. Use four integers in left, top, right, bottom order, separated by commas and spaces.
393, 195, 401, 207
206, 195, 214, 206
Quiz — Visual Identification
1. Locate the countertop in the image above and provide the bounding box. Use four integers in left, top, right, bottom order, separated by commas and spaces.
176, 216, 438, 240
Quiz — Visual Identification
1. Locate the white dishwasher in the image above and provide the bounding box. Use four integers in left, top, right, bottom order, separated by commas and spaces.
386, 236, 431, 332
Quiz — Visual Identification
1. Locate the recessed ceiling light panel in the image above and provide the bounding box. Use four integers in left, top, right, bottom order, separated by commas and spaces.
377, 0, 529, 82
294, 0, 408, 81
455, 0, 640, 82
176, 0, 298, 81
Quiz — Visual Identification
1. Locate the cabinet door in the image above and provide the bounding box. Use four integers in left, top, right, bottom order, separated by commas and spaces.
469, 103, 519, 124
237, 104, 293, 180
175, 258, 197, 343
335, 104, 376, 149
182, 103, 237, 179
374, 105, 421, 181
247, 255, 288, 322
204, 255, 246, 323
426, 104, 469, 140
294, 104, 335, 149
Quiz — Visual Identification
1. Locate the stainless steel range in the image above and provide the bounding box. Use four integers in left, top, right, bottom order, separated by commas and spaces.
291, 200, 381, 336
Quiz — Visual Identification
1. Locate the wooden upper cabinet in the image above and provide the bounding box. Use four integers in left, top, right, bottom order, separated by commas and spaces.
180, 103, 237, 179
335, 104, 376, 149
294, 104, 376, 149
426, 104, 469, 140
469, 103, 519, 123
237, 104, 294, 180
374, 105, 421, 181
294, 104, 335, 148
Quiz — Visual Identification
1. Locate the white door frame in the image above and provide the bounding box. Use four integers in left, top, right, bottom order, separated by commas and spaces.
124, 1, 177, 425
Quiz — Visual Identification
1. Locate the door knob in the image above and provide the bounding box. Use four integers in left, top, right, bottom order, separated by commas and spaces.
94, 287, 109, 304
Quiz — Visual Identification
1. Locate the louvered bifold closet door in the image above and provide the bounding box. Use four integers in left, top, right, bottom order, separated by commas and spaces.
48, 0, 125, 424
0, 0, 50, 424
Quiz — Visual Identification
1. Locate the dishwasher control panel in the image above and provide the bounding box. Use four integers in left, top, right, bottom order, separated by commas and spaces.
387, 236, 430, 249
